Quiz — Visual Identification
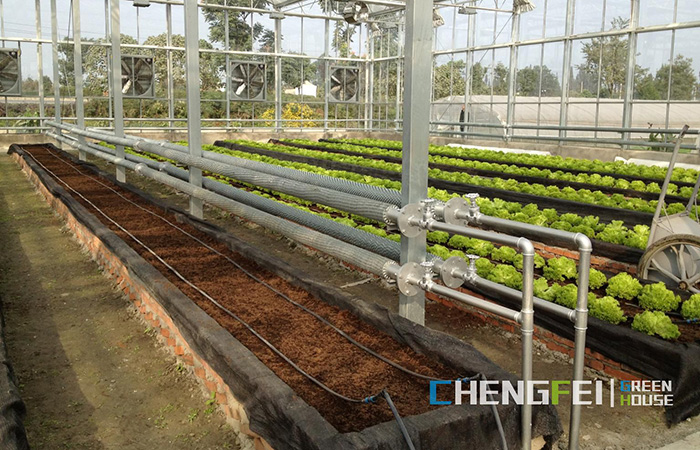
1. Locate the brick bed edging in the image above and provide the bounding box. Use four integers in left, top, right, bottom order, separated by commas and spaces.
11, 151, 273, 450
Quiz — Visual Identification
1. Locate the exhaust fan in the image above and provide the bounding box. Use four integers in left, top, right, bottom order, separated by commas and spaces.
329, 66, 360, 103
343, 1, 369, 24
121, 55, 154, 98
0, 48, 21, 96
230, 61, 267, 101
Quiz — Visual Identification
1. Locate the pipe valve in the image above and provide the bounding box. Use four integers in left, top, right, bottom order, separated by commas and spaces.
464, 193, 481, 220
465, 254, 479, 281
418, 261, 436, 291
419, 198, 439, 228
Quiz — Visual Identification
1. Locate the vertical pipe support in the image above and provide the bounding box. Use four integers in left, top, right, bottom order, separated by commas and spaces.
72, 0, 86, 160
505, 12, 520, 141
35, 0, 45, 123
558, 0, 575, 143
50, 0, 61, 145
110, 0, 126, 183
568, 235, 592, 450
274, 17, 283, 132
399, 0, 433, 325
184, 0, 203, 218
519, 239, 535, 450
622, 0, 639, 146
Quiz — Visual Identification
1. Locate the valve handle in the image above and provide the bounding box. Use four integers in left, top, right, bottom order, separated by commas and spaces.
420, 260, 435, 276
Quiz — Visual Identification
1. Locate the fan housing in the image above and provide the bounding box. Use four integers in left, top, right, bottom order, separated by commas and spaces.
230, 61, 267, 101
121, 55, 154, 98
0, 48, 21, 96
329, 66, 360, 103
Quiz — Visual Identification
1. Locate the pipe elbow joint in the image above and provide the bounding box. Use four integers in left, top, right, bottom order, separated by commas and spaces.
516, 237, 535, 256
573, 232, 593, 253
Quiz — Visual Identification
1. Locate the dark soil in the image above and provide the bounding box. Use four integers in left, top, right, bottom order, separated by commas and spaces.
19, 144, 459, 434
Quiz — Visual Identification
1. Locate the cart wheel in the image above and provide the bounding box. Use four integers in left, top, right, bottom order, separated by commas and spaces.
638, 234, 700, 294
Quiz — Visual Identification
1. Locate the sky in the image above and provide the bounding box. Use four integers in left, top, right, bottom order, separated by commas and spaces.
3, 0, 700, 89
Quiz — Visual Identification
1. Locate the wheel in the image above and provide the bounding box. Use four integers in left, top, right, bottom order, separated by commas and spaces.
638, 234, 700, 294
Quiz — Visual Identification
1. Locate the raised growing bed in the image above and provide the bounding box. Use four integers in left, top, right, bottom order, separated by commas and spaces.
275, 139, 687, 203
320, 139, 697, 188
214, 140, 647, 264
9, 143, 562, 450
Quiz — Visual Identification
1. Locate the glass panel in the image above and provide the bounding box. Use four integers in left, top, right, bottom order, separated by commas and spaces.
669, 28, 700, 101
454, 10, 469, 49
574, 0, 604, 34
634, 31, 672, 100
570, 39, 598, 98
604, 1, 631, 31
544, 0, 567, 39
676, 0, 700, 24
474, 10, 495, 47
516, 44, 542, 99
136, 2, 167, 45
434, 7, 454, 52
253, 13, 274, 52
519, 2, 544, 41
302, 18, 325, 57
639, 0, 675, 28
281, 16, 302, 54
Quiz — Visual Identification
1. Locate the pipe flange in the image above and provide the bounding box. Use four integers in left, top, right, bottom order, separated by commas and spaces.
443, 197, 469, 226
396, 203, 423, 238
381, 261, 396, 283
396, 262, 422, 296
440, 256, 469, 288
383, 205, 400, 226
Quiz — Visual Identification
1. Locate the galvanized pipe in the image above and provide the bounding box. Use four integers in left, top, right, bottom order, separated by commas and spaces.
467, 212, 591, 450
424, 219, 534, 450
57, 135, 406, 264
46, 132, 397, 277
45, 121, 404, 206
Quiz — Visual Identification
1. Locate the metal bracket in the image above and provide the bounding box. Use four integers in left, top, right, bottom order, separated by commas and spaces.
396, 262, 422, 296
440, 256, 469, 288
443, 197, 469, 226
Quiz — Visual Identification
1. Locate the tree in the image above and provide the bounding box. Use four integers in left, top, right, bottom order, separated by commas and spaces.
634, 67, 660, 100
433, 60, 466, 99
579, 17, 629, 99
516, 66, 561, 97
142, 33, 224, 95
281, 55, 318, 88
653, 55, 698, 100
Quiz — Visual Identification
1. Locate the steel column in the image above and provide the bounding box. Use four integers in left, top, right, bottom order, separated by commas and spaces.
184, 0, 203, 218
72, 0, 86, 160
323, 16, 330, 131
35, 0, 45, 121
110, 0, 125, 183
274, 17, 282, 131
622, 0, 640, 146
558, 0, 575, 143
166, 3, 175, 130
50, 0, 61, 144
506, 12, 520, 141
399, 0, 433, 325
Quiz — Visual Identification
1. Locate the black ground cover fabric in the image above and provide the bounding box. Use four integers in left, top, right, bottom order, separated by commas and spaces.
0, 294, 29, 450
273, 140, 684, 203
319, 139, 697, 189
10, 144, 563, 449
466, 282, 700, 424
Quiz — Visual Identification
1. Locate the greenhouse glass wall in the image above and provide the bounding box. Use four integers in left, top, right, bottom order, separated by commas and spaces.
2, 0, 700, 151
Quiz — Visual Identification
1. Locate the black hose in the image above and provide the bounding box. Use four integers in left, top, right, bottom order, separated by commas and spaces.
382, 390, 417, 450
